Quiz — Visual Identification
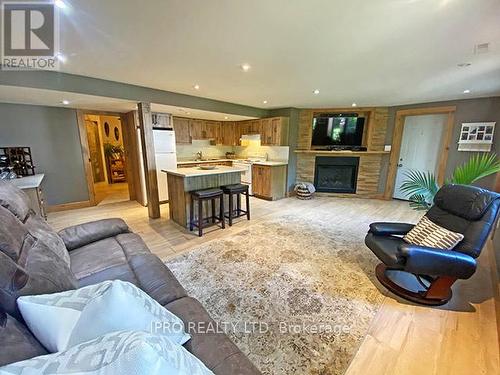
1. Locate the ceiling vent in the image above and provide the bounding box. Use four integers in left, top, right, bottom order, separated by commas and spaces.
474, 43, 489, 54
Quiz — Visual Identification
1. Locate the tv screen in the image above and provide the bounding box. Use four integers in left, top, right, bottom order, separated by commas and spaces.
311, 113, 365, 147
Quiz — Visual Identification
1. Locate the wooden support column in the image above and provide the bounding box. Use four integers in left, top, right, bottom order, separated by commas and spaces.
137, 102, 160, 218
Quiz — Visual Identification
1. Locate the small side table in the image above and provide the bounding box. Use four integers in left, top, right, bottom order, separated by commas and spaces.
9, 174, 46, 219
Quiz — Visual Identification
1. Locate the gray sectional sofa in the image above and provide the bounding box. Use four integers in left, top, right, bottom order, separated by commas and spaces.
0, 181, 259, 374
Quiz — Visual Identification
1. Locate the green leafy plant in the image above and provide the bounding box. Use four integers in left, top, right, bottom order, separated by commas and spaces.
401, 153, 500, 211
103, 143, 123, 158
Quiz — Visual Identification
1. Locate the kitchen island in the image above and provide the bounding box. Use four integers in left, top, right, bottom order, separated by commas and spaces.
163, 166, 246, 227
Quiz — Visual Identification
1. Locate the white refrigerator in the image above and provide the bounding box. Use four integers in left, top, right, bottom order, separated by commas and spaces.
153, 129, 177, 202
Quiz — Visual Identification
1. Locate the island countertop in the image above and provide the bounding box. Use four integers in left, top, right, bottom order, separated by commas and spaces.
162, 166, 247, 178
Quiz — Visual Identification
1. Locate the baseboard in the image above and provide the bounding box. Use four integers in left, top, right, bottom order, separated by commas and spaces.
47, 200, 92, 213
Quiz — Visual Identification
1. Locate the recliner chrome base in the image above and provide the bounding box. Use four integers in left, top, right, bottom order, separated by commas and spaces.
375, 264, 456, 306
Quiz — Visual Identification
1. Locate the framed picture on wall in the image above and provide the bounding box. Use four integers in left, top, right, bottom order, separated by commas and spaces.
458, 122, 495, 152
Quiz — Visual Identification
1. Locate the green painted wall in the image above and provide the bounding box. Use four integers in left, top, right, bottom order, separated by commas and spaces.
0, 103, 88, 205
383, 96, 500, 193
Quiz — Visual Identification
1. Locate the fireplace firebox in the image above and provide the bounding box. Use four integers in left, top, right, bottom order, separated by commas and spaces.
314, 157, 359, 193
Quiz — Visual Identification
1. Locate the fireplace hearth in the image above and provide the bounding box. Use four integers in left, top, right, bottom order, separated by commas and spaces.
314, 157, 359, 193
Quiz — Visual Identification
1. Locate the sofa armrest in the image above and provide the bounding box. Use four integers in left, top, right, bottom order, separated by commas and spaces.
369, 222, 415, 236
397, 243, 477, 279
58, 218, 130, 251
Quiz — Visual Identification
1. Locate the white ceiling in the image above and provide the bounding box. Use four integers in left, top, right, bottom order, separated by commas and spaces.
0, 85, 255, 121
53, 0, 500, 108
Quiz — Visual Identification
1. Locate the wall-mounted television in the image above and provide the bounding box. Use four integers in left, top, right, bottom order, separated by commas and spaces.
311, 113, 365, 148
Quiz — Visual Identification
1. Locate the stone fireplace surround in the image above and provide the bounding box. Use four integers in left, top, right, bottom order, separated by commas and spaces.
294, 107, 390, 198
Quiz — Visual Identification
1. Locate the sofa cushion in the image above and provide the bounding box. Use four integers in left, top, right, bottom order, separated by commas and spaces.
24, 212, 70, 266
0, 239, 78, 320
77, 263, 139, 288
58, 218, 130, 251
128, 254, 187, 306
0, 207, 29, 261
0, 310, 48, 367
0, 181, 31, 222
69, 233, 150, 280
165, 297, 259, 374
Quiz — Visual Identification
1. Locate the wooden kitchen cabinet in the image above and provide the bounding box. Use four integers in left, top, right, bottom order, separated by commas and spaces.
204, 121, 222, 143
260, 117, 289, 146
222, 121, 237, 146
252, 164, 287, 200
172, 117, 191, 144
248, 120, 262, 135
189, 119, 204, 140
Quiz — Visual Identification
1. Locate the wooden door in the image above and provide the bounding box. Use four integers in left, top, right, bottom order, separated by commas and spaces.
173, 117, 191, 143
122, 111, 143, 204
222, 122, 236, 146
85, 120, 105, 182
189, 119, 205, 140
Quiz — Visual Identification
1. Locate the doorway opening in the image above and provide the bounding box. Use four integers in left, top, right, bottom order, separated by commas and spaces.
84, 113, 130, 205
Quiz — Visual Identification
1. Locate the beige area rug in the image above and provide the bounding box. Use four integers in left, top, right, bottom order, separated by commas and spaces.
166, 213, 385, 375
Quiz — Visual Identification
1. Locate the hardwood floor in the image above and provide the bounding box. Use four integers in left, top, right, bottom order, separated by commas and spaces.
48, 196, 500, 375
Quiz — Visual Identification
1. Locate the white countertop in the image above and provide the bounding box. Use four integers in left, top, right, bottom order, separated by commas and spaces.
163, 166, 246, 178
7, 174, 44, 189
177, 159, 288, 167
177, 159, 233, 165
252, 161, 288, 166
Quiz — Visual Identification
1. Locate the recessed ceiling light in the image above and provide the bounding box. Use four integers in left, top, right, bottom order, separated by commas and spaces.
55, 0, 67, 9
186, 112, 191, 115
241, 63, 251, 72
263, 100, 268, 104
56, 53, 67, 63
463, 89, 471, 94
457, 62, 471, 68
224, 116, 229, 120
61, 100, 70, 105
193, 84, 200, 90
351, 102, 357, 107
313, 89, 320, 95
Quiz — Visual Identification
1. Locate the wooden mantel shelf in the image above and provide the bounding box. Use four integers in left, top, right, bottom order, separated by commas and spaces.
294, 150, 390, 156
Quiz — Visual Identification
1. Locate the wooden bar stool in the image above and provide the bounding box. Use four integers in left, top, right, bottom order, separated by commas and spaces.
189, 188, 225, 237
221, 184, 250, 226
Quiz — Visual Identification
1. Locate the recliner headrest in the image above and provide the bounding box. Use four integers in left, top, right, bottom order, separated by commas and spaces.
434, 184, 500, 221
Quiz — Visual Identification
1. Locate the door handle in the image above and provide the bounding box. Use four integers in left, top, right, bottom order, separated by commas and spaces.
398, 164, 403, 167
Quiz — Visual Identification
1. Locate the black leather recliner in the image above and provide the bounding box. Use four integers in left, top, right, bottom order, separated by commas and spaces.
365, 184, 500, 305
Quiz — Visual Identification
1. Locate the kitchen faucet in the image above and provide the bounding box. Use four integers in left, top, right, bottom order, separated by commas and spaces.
195, 151, 203, 160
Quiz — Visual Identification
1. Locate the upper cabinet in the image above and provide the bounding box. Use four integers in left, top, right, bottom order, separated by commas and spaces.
152, 113, 172, 129
260, 117, 289, 146
172, 117, 191, 144
222, 121, 237, 146
171, 116, 289, 146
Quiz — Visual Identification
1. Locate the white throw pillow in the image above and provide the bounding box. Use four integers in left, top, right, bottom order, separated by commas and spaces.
17, 280, 190, 353
0, 330, 213, 375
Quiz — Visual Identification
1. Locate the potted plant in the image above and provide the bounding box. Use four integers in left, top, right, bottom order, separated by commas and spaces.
401, 153, 500, 211
103, 143, 124, 160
